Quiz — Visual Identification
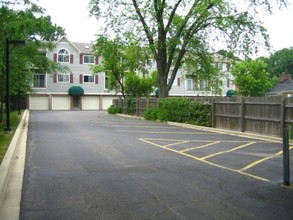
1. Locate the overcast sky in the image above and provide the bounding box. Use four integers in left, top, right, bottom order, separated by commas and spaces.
36, 0, 293, 57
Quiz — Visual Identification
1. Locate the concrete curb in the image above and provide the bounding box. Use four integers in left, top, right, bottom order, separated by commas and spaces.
0, 109, 29, 219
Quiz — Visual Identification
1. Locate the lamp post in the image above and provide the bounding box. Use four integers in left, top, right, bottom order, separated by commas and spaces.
4, 39, 25, 132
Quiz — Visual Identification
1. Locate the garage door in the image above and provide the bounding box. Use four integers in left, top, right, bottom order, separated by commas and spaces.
52, 96, 70, 110
82, 96, 100, 110
29, 96, 49, 110
102, 96, 115, 110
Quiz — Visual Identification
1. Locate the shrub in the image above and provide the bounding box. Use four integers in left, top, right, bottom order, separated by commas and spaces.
159, 97, 190, 122
107, 105, 122, 114
156, 109, 170, 122
189, 102, 212, 127
144, 108, 160, 121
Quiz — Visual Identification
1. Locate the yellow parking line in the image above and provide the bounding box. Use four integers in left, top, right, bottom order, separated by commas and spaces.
180, 141, 220, 153
200, 141, 256, 160
163, 140, 190, 148
140, 138, 269, 182
239, 145, 293, 172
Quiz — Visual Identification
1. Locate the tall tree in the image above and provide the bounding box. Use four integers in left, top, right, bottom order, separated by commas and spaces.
92, 35, 152, 98
89, 0, 287, 98
231, 59, 277, 96
262, 47, 293, 78
0, 0, 65, 122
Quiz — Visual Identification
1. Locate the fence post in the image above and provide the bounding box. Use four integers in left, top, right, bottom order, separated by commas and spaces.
280, 97, 285, 136
240, 97, 245, 132
282, 128, 290, 186
212, 98, 216, 128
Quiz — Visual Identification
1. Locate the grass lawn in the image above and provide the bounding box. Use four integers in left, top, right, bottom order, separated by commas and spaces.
0, 111, 22, 163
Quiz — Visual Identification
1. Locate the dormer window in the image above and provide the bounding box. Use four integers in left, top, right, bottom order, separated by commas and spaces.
58, 49, 70, 63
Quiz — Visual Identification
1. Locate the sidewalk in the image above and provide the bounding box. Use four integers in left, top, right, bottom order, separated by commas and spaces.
0, 110, 29, 220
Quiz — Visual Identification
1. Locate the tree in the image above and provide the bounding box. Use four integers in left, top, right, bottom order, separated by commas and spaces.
231, 59, 277, 96
92, 35, 153, 98
89, 0, 287, 98
261, 47, 293, 78
125, 72, 155, 98
0, 0, 65, 122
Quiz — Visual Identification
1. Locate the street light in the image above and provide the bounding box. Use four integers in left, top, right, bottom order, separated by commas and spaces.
4, 39, 25, 132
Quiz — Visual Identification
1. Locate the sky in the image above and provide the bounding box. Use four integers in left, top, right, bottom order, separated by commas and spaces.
35, 0, 293, 58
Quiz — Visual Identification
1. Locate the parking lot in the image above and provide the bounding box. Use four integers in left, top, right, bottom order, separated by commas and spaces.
20, 111, 293, 220
104, 115, 292, 184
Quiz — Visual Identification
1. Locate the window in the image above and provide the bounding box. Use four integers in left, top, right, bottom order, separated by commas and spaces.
199, 80, 210, 91
83, 74, 94, 83
186, 79, 193, 91
83, 55, 95, 64
58, 49, 70, 63
33, 74, 45, 88
58, 73, 69, 83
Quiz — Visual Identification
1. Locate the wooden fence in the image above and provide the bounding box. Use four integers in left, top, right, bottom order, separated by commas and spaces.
113, 96, 293, 137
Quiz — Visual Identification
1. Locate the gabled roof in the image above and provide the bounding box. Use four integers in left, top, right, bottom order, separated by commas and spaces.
267, 80, 293, 94
55, 36, 95, 54
72, 42, 94, 54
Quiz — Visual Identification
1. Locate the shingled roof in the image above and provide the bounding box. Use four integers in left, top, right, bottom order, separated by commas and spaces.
267, 79, 293, 95
72, 42, 94, 54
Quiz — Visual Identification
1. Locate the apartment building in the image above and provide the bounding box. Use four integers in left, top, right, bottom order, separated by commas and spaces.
28, 37, 235, 110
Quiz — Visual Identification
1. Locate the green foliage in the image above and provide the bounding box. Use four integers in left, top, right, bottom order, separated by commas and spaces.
262, 47, 293, 78
126, 97, 136, 115
89, 0, 287, 97
0, 111, 21, 163
144, 98, 212, 126
125, 72, 154, 98
232, 59, 275, 96
189, 102, 212, 127
107, 105, 121, 114
160, 98, 190, 123
144, 108, 160, 121
92, 35, 153, 98
0, 2, 65, 119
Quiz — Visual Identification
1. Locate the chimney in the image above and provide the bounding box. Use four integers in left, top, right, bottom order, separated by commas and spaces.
279, 73, 292, 82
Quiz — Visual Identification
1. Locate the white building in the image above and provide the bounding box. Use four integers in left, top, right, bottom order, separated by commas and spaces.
28, 37, 235, 110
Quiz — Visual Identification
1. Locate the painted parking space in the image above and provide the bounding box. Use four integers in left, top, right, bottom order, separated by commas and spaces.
101, 116, 293, 183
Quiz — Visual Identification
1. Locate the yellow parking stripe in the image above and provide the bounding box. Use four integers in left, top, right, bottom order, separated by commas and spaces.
180, 141, 220, 153
239, 145, 293, 172
140, 138, 269, 182
163, 140, 190, 147
200, 141, 256, 160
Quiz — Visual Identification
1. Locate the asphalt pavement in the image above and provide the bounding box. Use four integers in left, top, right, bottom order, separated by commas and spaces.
11, 111, 293, 219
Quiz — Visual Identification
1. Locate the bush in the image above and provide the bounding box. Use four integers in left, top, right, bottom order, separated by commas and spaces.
159, 97, 190, 122
156, 109, 170, 122
189, 102, 212, 127
144, 108, 170, 122
144, 108, 160, 121
107, 105, 122, 114
144, 98, 212, 127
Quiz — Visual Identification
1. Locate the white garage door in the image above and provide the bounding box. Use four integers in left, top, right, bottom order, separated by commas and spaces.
82, 96, 100, 110
30, 96, 49, 110
52, 96, 70, 110
102, 96, 115, 110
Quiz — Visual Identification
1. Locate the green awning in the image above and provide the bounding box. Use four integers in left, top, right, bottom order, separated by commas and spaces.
68, 86, 84, 95
226, 89, 236, 97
